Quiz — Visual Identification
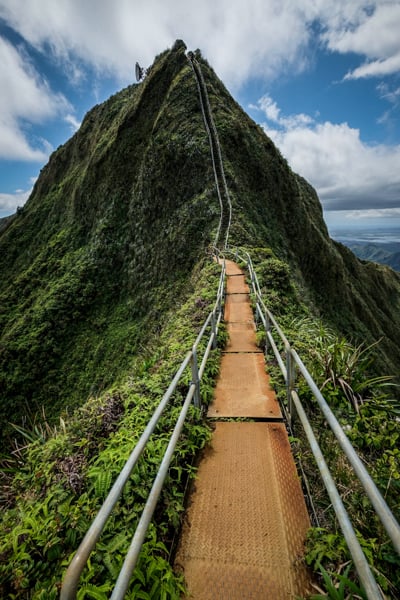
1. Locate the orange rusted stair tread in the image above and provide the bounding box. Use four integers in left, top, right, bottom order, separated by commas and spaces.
224, 259, 243, 276
224, 294, 254, 323
225, 322, 260, 353
175, 422, 312, 599
207, 353, 281, 418
227, 275, 249, 294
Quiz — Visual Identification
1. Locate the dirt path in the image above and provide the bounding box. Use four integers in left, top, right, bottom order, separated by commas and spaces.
175, 260, 312, 599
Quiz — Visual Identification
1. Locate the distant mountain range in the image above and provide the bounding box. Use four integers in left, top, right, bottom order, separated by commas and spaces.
333, 234, 400, 272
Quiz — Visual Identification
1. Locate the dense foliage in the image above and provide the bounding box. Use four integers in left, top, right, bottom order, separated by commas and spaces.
0, 258, 222, 598
0, 41, 217, 448
249, 248, 400, 598
1, 39, 400, 598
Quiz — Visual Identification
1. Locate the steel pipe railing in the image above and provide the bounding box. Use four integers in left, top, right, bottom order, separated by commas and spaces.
291, 390, 384, 600
226, 248, 400, 598
62, 246, 400, 599
292, 348, 400, 556
111, 383, 197, 599
61, 255, 226, 599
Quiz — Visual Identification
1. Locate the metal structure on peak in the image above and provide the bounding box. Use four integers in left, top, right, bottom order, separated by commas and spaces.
135, 62, 145, 82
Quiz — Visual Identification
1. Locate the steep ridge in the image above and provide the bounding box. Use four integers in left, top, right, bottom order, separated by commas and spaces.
0, 41, 221, 445
1, 40, 399, 447
188, 57, 400, 379
1, 39, 400, 598
188, 53, 232, 249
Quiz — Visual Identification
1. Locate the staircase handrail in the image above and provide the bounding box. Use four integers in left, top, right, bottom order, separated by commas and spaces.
61, 257, 226, 599
188, 56, 224, 250
188, 54, 232, 250
227, 249, 400, 600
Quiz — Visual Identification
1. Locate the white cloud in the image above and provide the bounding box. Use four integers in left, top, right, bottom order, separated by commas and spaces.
64, 114, 81, 132
377, 83, 400, 104
0, 0, 308, 87
0, 1, 399, 91
0, 36, 70, 160
342, 208, 400, 220
255, 95, 314, 129
0, 1, 398, 93
255, 94, 400, 211
322, 3, 400, 79
345, 53, 400, 80
0, 187, 31, 212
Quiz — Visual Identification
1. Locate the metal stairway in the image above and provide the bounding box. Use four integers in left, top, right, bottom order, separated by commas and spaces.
61, 51, 400, 600
174, 259, 312, 598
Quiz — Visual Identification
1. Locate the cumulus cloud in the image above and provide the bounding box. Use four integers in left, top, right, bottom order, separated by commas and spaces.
0, 35, 70, 160
255, 94, 400, 212
322, 3, 400, 80
0, 0, 313, 88
1, 0, 399, 89
0, 187, 31, 212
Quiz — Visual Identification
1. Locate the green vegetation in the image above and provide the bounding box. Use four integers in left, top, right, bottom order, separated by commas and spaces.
1, 39, 400, 598
0, 41, 218, 448
0, 257, 222, 598
249, 251, 399, 598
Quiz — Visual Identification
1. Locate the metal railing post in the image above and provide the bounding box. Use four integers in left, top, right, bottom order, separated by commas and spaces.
286, 347, 296, 426
290, 390, 384, 600
191, 349, 201, 409
254, 304, 259, 328
211, 310, 217, 349
264, 310, 270, 353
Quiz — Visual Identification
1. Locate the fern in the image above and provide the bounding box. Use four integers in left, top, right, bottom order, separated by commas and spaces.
106, 531, 130, 554
92, 469, 112, 499
102, 553, 121, 580
77, 582, 110, 600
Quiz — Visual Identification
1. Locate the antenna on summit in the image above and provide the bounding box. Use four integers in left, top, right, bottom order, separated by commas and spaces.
135, 62, 145, 82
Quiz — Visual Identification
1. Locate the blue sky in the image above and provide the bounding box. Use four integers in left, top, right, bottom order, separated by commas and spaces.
0, 0, 399, 235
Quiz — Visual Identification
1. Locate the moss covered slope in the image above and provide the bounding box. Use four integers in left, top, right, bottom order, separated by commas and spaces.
0, 41, 220, 445
1, 39, 400, 598
193, 55, 400, 377
0, 36, 399, 452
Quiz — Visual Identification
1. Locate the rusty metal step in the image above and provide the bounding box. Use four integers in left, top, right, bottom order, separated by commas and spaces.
174, 260, 312, 598
175, 422, 312, 599
207, 353, 281, 418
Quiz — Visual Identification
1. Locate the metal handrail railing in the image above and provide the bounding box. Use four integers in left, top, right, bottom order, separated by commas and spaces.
188, 55, 224, 251
189, 54, 232, 250
232, 249, 400, 600
61, 258, 226, 599
62, 247, 400, 599
192, 58, 232, 250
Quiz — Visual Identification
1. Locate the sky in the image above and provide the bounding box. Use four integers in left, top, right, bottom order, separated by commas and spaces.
0, 0, 400, 235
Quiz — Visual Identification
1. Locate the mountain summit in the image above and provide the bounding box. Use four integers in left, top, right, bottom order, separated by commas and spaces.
0, 39, 399, 446
1, 39, 400, 599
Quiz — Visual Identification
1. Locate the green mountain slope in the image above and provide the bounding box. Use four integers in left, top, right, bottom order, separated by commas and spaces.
1, 39, 400, 447
1, 39, 400, 598
187, 54, 400, 377
0, 41, 220, 446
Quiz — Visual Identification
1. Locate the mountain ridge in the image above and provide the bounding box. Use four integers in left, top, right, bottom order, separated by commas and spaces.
1, 39, 400, 599
342, 240, 400, 272
0, 39, 400, 447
